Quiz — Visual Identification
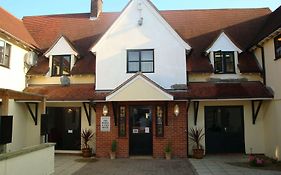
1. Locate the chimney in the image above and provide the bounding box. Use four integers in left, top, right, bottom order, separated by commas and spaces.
90, 0, 103, 20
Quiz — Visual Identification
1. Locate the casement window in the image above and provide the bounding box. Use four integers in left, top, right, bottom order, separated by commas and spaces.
0, 40, 11, 68
118, 106, 126, 137
127, 49, 154, 73
214, 51, 235, 74
51, 55, 71, 76
274, 34, 281, 60
156, 106, 165, 137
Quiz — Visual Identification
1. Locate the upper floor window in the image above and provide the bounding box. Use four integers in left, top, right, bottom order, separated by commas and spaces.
51, 55, 71, 76
214, 51, 235, 74
127, 49, 154, 73
274, 34, 281, 60
0, 40, 11, 68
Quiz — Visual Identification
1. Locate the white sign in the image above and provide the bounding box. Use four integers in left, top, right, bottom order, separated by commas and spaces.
133, 129, 139, 133
145, 127, 150, 133
101, 116, 110, 132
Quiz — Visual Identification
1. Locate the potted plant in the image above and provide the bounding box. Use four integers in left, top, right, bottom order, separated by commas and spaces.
188, 127, 205, 159
81, 129, 94, 157
110, 140, 117, 159
164, 142, 172, 160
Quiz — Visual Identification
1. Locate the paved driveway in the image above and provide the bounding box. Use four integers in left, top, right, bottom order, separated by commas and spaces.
55, 154, 196, 175
190, 154, 281, 175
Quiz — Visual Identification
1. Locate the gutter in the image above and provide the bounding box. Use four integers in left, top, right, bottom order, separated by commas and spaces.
0, 28, 39, 51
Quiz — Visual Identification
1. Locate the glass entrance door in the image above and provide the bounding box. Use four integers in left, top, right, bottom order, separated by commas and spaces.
205, 106, 245, 154
129, 106, 153, 155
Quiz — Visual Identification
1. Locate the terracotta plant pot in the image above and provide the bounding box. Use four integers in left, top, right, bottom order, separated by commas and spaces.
110, 151, 116, 159
165, 152, 172, 160
82, 148, 92, 157
193, 149, 204, 159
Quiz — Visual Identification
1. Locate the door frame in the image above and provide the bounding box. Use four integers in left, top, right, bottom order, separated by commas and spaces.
129, 105, 153, 156
204, 105, 245, 154
46, 107, 82, 151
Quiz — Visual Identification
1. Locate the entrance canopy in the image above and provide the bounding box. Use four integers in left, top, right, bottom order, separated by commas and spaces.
0, 89, 46, 124
106, 73, 174, 101
0, 88, 45, 101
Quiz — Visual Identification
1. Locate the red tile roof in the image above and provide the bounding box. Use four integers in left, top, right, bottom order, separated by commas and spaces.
22, 8, 271, 73
171, 81, 273, 100
0, 7, 38, 48
252, 5, 281, 46
24, 84, 96, 101
27, 55, 49, 75
71, 52, 95, 75
24, 81, 273, 101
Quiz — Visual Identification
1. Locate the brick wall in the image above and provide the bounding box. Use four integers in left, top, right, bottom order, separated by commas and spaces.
95, 101, 188, 158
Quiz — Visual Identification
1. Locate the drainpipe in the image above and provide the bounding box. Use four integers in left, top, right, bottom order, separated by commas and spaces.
257, 45, 266, 85
186, 100, 191, 157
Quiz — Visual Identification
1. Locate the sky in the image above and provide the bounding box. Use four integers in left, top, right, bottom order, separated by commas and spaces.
0, 0, 280, 19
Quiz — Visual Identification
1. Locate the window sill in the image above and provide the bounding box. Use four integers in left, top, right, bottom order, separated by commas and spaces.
0, 65, 10, 69
127, 72, 155, 74
274, 57, 281, 61
214, 72, 237, 75
51, 75, 71, 77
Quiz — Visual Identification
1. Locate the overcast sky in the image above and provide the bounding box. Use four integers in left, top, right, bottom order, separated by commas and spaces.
0, 0, 280, 19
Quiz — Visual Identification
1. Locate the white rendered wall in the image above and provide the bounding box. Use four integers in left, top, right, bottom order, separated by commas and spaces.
94, 0, 187, 90
206, 32, 242, 54
5, 100, 41, 152
188, 101, 265, 155
0, 36, 28, 91
254, 38, 281, 160
45, 36, 78, 57
0, 145, 55, 175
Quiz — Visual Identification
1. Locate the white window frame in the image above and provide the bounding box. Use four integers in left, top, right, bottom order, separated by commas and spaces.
0, 40, 11, 68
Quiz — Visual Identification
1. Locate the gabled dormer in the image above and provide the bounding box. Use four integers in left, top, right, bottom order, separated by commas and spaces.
44, 35, 78, 77
206, 32, 242, 74
91, 0, 191, 90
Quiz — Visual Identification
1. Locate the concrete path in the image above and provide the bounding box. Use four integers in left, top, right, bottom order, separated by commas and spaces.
55, 154, 196, 175
190, 154, 281, 175
55, 154, 89, 175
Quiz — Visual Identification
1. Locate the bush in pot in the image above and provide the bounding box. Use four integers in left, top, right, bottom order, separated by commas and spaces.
110, 140, 117, 159
164, 142, 172, 160
188, 127, 205, 159
81, 129, 94, 157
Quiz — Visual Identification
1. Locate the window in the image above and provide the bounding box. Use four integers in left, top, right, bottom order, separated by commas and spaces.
156, 106, 165, 137
51, 55, 71, 76
214, 51, 235, 74
127, 49, 154, 73
0, 40, 11, 68
274, 34, 281, 60
118, 106, 126, 137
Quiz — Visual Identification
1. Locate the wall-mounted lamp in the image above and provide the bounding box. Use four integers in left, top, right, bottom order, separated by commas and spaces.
138, 17, 143, 26
103, 105, 108, 116
174, 104, 180, 117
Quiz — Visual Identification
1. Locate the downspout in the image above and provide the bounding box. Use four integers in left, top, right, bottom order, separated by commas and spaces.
257, 45, 266, 85
186, 100, 191, 157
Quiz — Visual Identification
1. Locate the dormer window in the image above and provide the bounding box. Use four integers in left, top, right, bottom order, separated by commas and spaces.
274, 34, 281, 60
51, 55, 71, 76
214, 51, 235, 74
206, 32, 242, 74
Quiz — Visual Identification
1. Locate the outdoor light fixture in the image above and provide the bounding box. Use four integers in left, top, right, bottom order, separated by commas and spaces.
174, 104, 180, 117
103, 105, 108, 116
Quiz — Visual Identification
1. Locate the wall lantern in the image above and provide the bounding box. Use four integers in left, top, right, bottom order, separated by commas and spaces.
174, 104, 180, 117
103, 105, 108, 116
